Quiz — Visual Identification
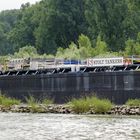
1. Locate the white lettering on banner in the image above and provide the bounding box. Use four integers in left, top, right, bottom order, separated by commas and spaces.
87, 57, 124, 67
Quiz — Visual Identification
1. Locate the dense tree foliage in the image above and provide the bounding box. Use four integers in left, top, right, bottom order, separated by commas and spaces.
85, 0, 140, 51
35, 0, 88, 54
0, 0, 139, 57
8, 2, 42, 51
0, 10, 19, 55
56, 34, 109, 59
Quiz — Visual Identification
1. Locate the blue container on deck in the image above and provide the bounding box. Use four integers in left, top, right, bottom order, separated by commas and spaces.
63, 60, 81, 65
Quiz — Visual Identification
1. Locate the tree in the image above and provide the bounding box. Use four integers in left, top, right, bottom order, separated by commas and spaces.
35, 0, 88, 54
124, 39, 135, 55
0, 9, 19, 31
95, 35, 108, 55
14, 46, 38, 58
56, 42, 80, 59
125, 33, 140, 56
0, 0, 140, 56
78, 34, 94, 58
56, 34, 95, 59
85, 0, 140, 51
0, 10, 20, 55
8, 2, 42, 51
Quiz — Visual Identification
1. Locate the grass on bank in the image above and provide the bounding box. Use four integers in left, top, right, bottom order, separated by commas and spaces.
25, 95, 53, 106
25, 95, 53, 112
69, 96, 113, 114
25, 95, 53, 104
25, 95, 42, 112
0, 94, 21, 107
125, 99, 140, 106
25, 95, 39, 106
68, 98, 91, 113
90, 97, 113, 113
42, 98, 53, 105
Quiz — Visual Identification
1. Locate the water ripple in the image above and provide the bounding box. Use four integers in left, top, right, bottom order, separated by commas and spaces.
0, 113, 140, 140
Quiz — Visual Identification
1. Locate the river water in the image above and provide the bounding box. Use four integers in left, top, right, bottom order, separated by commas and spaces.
0, 113, 140, 140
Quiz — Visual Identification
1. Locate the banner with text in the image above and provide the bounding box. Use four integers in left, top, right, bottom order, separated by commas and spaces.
87, 57, 124, 67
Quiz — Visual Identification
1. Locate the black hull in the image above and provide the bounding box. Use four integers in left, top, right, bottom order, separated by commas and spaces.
0, 71, 140, 104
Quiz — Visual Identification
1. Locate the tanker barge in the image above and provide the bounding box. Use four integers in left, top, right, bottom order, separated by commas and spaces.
0, 57, 140, 104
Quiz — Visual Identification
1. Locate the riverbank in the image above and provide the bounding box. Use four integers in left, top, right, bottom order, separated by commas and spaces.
0, 104, 140, 115
0, 94, 140, 115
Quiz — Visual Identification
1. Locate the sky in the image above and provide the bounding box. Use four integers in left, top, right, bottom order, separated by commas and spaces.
0, 0, 41, 11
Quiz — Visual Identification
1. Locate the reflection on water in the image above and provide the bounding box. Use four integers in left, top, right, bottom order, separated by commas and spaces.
0, 113, 140, 140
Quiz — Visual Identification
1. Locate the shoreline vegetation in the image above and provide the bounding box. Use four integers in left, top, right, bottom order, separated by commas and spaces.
0, 95, 140, 115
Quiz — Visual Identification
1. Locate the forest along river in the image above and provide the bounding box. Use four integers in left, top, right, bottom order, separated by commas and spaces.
0, 113, 140, 140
